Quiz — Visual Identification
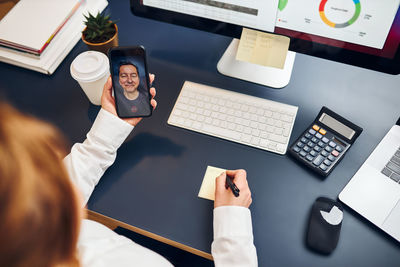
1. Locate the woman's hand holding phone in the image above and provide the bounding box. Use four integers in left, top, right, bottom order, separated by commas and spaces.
101, 74, 157, 126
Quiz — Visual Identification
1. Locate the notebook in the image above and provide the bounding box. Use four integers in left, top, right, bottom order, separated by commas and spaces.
0, 0, 82, 56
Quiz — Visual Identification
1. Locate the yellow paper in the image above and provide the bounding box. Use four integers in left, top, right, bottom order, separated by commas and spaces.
236, 28, 290, 69
198, 166, 226, 201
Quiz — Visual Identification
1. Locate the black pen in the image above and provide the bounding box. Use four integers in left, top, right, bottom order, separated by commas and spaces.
225, 174, 240, 197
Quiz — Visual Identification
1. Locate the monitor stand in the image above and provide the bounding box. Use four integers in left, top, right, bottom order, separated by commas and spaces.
217, 39, 296, 89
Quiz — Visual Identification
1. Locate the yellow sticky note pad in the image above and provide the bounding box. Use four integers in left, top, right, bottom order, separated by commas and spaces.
198, 166, 226, 201
236, 28, 290, 69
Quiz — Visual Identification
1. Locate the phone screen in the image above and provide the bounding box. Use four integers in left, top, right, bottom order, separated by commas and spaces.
109, 46, 152, 118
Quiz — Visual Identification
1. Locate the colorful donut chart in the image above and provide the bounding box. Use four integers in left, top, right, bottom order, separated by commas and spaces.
319, 0, 361, 28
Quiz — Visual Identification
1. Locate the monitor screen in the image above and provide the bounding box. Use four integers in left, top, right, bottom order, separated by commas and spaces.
131, 0, 400, 74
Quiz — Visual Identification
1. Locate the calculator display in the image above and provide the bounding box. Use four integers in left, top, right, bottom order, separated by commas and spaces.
319, 113, 355, 140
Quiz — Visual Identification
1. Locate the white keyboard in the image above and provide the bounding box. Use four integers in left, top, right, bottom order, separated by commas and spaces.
167, 81, 298, 154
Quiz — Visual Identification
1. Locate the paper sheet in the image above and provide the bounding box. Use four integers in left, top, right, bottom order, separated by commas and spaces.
198, 166, 226, 201
236, 28, 290, 69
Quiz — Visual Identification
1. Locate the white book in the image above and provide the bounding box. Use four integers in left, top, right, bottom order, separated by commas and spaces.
0, 0, 108, 74
0, 0, 82, 55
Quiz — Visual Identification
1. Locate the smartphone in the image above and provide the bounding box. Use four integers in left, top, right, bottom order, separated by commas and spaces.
108, 46, 152, 118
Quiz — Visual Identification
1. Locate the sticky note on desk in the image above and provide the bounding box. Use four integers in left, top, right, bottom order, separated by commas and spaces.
236, 28, 290, 69
198, 166, 226, 201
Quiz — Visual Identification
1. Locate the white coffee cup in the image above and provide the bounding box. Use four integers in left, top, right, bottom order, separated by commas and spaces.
70, 51, 110, 105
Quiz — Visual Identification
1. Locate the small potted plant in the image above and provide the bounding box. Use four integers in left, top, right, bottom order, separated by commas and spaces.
82, 12, 119, 54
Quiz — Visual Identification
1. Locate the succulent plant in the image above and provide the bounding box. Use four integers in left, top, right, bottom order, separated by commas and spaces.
82, 12, 117, 43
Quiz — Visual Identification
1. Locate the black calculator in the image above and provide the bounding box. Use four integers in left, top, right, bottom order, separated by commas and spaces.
288, 107, 363, 177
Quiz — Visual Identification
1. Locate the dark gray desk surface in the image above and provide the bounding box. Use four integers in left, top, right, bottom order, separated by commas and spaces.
1, 1, 399, 266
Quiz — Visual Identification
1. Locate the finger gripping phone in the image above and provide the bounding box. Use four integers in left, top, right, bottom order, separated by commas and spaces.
108, 46, 152, 118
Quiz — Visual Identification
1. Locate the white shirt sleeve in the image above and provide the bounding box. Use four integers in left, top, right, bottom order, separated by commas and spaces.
63, 109, 172, 266
212, 206, 258, 267
63, 108, 134, 205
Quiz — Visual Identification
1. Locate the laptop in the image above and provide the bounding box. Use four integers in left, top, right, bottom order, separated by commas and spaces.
339, 123, 400, 242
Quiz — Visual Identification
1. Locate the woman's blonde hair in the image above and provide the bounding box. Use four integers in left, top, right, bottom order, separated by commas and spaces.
0, 103, 80, 267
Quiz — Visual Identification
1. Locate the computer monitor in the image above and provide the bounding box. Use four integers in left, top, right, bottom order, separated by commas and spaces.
131, 0, 400, 88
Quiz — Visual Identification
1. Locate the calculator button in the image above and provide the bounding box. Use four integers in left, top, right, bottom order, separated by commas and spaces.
315, 133, 323, 139
299, 150, 307, 157
301, 137, 308, 143
313, 155, 325, 166
308, 129, 317, 135
305, 133, 312, 139
321, 150, 329, 157
297, 142, 304, 148
313, 146, 322, 152
311, 137, 318, 143
328, 155, 336, 161
332, 150, 340, 157
318, 141, 325, 147
319, 164, 328, 171
303, 146, 311, 152
306, 155, 314, 161
322, 137, 330, 143
329, 141, 337, 148
323, 159, 332, 166
336, 145, 343, 152
319, 128, 327, 135
325, 146, 333, 152
310, 150, 318, 157
293, 146, 301, 153
312, 125, 320, 131
307, 141, 315, 148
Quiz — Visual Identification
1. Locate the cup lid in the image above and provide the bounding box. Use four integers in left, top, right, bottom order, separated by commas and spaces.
70, 51, 109, 82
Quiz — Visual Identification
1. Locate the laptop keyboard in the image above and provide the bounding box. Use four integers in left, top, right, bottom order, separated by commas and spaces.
382, 147, 400, 183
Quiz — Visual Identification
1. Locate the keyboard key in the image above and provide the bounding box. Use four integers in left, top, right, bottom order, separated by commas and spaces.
391, 155, 400, 166
241, 135, 252, 143
325, 146, 333, 152
319, 128, 327, 135
315, 133, 323, 139
387, 161, 400, 174
293, 146, 301, 153
313, 155, 325, 166
202, 124, 241, 141
328, 155, 336, 161
306, 155, 314, 161
310, 150, 318, 157
312, 125, 320, 131
251, 137, 260, 145
336, 145, 343, 152
318, 141, 325, 147
322, 137, 330, 143
305, 133, 312, 139
301, 137, 308, 143
297, 142, 304, 148
319, 164, 328, 171
313, 146, 322, 152
321, 150, 329, 157
303, 146, 311, 152
329, 141, 337, 148
299, 150, 307, 157
308, 129, 316, 135
391, 172, 400, 182
268, 134, 287, 144
332, 150, 340, 157
323, 159, 332, 166
311, 137, 318, 143
307, 141, 315, 148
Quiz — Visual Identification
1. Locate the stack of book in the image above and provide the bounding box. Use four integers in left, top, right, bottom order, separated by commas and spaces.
0, 0, 108, 75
